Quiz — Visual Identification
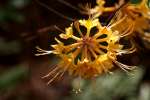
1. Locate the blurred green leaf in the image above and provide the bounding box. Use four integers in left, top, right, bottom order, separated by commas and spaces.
0, 65, 28, 90
0, 0, 30, 23
148, 0, 150, 8
68, 68, 144, 100
9, 0, 30, 9
139, 84, 150, 100
130, 0, 141, 4
0, 8, 25, 23
0, 38, 22, 55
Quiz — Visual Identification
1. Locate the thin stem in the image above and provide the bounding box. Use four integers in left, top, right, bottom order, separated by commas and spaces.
36, 0, 74, 21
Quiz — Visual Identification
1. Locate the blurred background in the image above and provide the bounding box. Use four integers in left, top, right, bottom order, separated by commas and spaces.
0, 0, 150, 100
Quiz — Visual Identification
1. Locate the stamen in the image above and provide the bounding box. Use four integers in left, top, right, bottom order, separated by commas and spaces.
89, 47, 97, 59
83, 45, 88, 59
110, 15, 127, 28
42, 66, 59, 78
74, 21, 83, 37
113, 60, 136, 73
107, 52, 136, 73
72, 47, 81, 59
97, 38, 108, 42
99, 45, 107, 49
52, 64, 69, 81
116, 43, 136, 55
56, 71, 65, 81
35, 46, 53, 56
120, 22, 134, 37
47, 72, 61, 85
94, 46, 105, 54
107, 1, 129, 26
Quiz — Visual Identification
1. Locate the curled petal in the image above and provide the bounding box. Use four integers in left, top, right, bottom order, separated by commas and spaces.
59, 27, 73, 39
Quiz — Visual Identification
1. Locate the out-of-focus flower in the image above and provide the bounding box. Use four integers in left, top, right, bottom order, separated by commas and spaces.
81, 0, 150, 44
79, 0, 115, 18
111, 0, 150, 45
36, 18, 136, 85
119, 0, 149, 29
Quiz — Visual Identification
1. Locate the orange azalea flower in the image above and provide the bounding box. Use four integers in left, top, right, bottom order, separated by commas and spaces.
99, 0, 150, 47
82, 0, 150, 41
36, 18, 136, 84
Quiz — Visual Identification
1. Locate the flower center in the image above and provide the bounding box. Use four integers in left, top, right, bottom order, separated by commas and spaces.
81, 36, 93, 47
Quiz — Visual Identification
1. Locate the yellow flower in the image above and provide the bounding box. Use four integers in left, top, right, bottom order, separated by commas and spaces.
128, 0, 150, 42
36, 18, 136, 84
81, 0, 149, 41
127, 0, 150, 19
99, 0, 149, 46
115, 0, 150, 45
